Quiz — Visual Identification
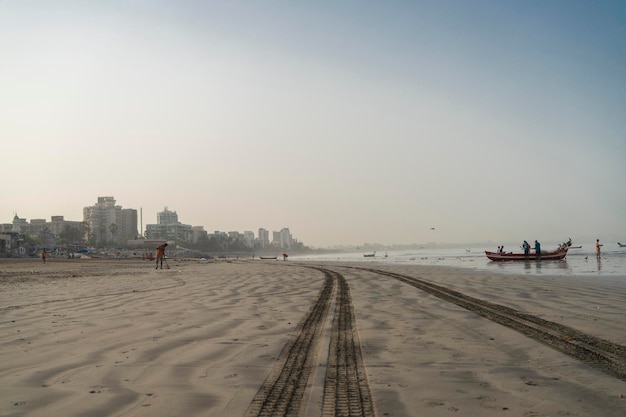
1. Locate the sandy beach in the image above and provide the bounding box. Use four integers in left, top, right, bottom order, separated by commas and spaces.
1, 258, 625, 417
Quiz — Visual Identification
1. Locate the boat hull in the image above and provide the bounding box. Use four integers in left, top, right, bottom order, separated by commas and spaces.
485, 249, 568, 261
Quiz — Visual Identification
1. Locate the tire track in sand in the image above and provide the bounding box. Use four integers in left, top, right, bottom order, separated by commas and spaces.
245, 266, 375, 417
358, 266, 626, 381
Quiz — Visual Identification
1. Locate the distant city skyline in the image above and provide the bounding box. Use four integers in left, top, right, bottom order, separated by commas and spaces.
4, 196, 302, 248
4, 196, 621, 250
1, 2, 624, 247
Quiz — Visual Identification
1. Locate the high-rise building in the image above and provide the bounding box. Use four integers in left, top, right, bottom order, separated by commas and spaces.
145, 207, 192, 243
258, 228, 270, 248
120, 209, 139, 242
157, 207, 178, 225
272, 228, 293, 249
243, 231, 255, 248
83, 197, 137, 247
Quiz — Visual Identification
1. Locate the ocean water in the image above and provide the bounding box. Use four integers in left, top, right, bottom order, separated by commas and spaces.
292, 243, 626, 278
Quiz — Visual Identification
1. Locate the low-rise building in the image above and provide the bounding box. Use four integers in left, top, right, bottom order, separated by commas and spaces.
192, 226, 207, 243
0, 232, 20, 257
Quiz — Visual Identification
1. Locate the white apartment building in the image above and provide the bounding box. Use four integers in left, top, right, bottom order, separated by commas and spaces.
257, 228, 270, 248
272, 228, 293, 249
145, 207, 193, 243
243, 231, 255, 248
83, 197, 138, 246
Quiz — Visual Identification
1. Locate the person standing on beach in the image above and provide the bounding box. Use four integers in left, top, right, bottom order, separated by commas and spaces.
522, 240, 530, 258
596, 239, 603, 258
156, 243, 168, 269
41, 248, 47, 263
534, 240, 541, 259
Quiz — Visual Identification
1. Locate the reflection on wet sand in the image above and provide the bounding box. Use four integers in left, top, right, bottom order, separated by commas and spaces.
492, 259, 571, 274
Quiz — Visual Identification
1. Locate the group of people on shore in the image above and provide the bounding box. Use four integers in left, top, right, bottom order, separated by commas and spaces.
39, 243, 170, 266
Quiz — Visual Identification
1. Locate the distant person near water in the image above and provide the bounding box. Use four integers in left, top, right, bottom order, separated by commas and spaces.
522, 240, 530, 258
534, 240, 541, 259
156, 243, 168, 269
41, 248, 47, 263
596, 239, 603, 258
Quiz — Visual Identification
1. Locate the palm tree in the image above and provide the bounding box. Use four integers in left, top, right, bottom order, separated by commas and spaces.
80, 222, 89, 244
109, 223, 118, 246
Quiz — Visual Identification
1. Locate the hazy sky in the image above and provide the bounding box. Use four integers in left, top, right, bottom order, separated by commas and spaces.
1, 1, 625, 248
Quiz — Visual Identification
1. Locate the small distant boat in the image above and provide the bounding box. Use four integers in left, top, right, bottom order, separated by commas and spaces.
618, 242, 626, 248
569, 245, 582, 249
363, 252, 376, 258
485, 248, 568, 261
260, 256, 277, 260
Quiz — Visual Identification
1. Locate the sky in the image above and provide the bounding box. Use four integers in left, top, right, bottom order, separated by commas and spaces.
1, 0, 625, 248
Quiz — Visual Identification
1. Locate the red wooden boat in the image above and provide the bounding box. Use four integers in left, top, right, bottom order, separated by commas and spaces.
485, 247, 568, 261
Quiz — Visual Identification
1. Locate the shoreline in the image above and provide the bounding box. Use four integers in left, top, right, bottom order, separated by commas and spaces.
1, 259, 625, 416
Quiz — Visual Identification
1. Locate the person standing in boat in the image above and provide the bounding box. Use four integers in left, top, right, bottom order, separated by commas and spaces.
522, 240, 530, 258
534, 240, 541, 259
595, 239, 603, 258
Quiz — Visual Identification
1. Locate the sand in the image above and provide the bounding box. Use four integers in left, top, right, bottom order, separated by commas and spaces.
1, 258, 625, 417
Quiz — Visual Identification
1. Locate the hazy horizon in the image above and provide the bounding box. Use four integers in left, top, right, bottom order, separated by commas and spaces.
2, 1, 625, 248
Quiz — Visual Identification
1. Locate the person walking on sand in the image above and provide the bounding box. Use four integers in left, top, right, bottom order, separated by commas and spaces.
41, 248, 47, 263
534, 240, 541, 260
156, 243, 168, 269
596, 239, 603, 258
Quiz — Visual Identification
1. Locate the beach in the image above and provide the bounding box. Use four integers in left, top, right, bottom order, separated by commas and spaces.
1, 258, 625, 417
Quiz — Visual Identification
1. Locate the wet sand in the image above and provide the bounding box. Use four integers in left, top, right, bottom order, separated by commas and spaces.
1, 258, 625, 417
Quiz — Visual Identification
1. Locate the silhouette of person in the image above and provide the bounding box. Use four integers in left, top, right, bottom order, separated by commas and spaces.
156, 243, 168, 269
534, 240, 541, 259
